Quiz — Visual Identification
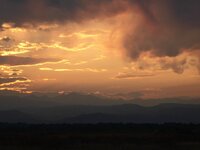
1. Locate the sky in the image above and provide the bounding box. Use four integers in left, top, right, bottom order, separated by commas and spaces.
0, 0, 199, 99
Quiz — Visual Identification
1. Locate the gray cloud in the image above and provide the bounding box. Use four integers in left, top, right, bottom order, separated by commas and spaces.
0, 77, 27, 84
124, 0, 200, 59
0, 56, 59, 66
0, 0, 126, 28
159, 58, 187, 74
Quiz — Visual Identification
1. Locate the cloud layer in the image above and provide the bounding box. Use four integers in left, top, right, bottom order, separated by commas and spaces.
0, 0, 199, 73
0, 0, 199, 59
0, 77, 27, 84
0, 56, 59, 66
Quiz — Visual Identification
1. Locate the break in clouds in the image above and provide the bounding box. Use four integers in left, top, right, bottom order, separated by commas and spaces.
0, 0, 200, 73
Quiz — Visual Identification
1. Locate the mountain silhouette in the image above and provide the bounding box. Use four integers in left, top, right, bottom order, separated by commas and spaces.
0, 103, 197, 123
0, 110, 38, 123
0, 93, 200, 123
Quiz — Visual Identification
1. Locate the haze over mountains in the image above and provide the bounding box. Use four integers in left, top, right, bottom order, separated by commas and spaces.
0, 91, 200, 108
0, 91, 200, 124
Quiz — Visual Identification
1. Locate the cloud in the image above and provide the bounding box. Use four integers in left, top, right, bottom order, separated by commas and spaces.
0, 0, 126, 28
0, 76, 31, 93
0, 56, 59, 66
1, 0, 199, 57
159, 58, 187, 74
39, 67, 107, 73
129, 53, 200, 74
0, 77, 27, 84
0, 0, 199, 74
0, 36, 12, 42
0, 36, 14, 49
115, 72, 155, 79
123, 0, 200, 59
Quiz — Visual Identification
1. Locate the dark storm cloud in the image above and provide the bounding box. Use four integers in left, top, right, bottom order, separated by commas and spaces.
124, 0, 200, 59
0, 77, 27, 84
0, 56, 59, 66
0, 0, 126, 28
0, 0, 199, 61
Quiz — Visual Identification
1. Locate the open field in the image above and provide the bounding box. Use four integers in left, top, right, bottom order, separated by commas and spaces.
0, 123, 200, 150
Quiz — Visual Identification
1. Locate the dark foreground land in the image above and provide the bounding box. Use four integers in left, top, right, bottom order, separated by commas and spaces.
0, 123, 200, 150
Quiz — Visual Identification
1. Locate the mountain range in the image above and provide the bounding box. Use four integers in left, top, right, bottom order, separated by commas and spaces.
0, 92, 200, 123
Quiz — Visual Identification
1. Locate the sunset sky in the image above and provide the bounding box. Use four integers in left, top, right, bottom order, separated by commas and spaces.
0, 0, 199, 99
